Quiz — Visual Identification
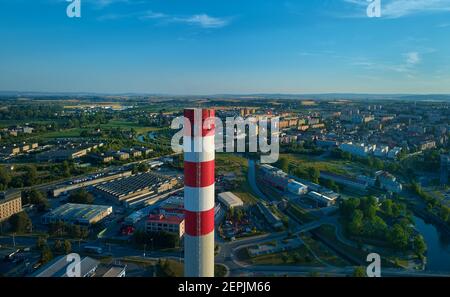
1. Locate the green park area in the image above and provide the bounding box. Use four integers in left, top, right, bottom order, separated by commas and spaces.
277, 154, 351, 176
237, 244, 322, 267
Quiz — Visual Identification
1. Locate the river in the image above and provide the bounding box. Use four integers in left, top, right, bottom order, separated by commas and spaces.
413, 216, 450, 272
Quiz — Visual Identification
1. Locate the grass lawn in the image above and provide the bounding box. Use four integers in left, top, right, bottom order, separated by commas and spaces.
234, 177, 260, 205
246, 246, 322, 266
40, 128, 85, 138
99, 120, 163, 134
281, 154, 351, 175
300, 234, 349, 267
216, 153, 248, 175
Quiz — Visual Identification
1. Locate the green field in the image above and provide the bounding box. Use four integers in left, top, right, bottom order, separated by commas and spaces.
280, 154, 351, 175
40, 128, 85, 138
98, 120, 163, 134
243, 246, 322, 266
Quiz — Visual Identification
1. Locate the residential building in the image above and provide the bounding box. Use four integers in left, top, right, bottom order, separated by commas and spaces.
145, 214, 185, 238
0, 190, 22, 222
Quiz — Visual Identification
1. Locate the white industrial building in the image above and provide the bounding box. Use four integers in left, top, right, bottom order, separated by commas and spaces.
339, 142, 375, 158
374, 146, 389, 158
307, 191, 337, 207
217, 192, 244, 209
376, 171, 403, 194
287, 180, 308, 196
42, 203, 113, 226
387, 147, 402, 159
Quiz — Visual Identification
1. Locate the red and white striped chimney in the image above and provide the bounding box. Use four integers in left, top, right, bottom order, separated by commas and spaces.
183, 108, 215, 277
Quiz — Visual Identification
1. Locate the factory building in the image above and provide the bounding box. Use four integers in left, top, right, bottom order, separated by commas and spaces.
32, 255, 126, 277
33, 256, 100, 277
320, 171, 369, 191
376, 171, 403, 193
307, 191, 337, 207
51, 171, 133, 198
93, 171, 178, 207
42, 203, 112, 226
217, 192, 244, 209
257, 164, 289, 191
287, 180, 308, 196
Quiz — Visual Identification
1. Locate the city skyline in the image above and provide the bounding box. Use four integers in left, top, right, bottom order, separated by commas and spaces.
1, 0, 450, 94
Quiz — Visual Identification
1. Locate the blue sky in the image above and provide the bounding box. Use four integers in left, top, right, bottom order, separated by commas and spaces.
0, 0, 450, 94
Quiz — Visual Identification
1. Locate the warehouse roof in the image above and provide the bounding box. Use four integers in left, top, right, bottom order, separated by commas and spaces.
217, 192, 244, 209
42, 203, 112, 223
94, 172, 173, 198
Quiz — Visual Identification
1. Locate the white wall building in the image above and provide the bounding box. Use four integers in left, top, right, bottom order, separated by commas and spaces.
287, 180, 308, 196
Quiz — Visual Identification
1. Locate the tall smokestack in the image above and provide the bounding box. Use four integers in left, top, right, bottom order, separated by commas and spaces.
183, 108, 215, 277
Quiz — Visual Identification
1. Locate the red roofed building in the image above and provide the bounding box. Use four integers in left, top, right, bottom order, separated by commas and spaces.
145, 214, 185, 238
159, 206, 185, 218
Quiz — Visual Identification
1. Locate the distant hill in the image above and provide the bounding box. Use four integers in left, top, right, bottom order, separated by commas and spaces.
0, 91, 449, 102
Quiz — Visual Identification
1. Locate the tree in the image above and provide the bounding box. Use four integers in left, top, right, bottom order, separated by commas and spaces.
62, 161, 71, 177
381, 199, 394, 217
64, 240, 72, 254
278, 157, 289, 173
23, 165, 38, 186
413, 235, 427, 256
340, 198, 360, 219
307, 167, 320, 183
36, 236, 47, 250
70, 224, 81, 238
80, 226, 89, 239
49, 221, 67, 236
440, 206, 450, 223
366, 216, 388, 239
69, 189, 94, 204
136, 163, 149, 173
28, 189, 50, 211
391, 202, 404, 218
0, 166, 11, 189
389, 224, 408, 250
353, 266, 366, 277
9, 212, 32, 233
54, 240, 63, 253
348, 210, 364, 235
236, 209, 244, 222
40, 245, 53, 264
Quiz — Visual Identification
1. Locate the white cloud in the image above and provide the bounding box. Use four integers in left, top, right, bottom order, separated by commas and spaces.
174, 14, 231, 29
351, 51, 423, 76
343, 0, 450, 18
98, 9, 232, 29
405, 52, 421, 65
